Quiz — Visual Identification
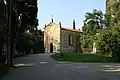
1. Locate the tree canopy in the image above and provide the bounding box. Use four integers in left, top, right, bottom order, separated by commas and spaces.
106, 0, 120, 27
0, 0, 44, 59
83, 9, 105, 35
81, 9, 105, 49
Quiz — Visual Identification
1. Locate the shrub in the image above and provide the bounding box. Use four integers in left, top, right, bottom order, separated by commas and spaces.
96, 24, 120, 61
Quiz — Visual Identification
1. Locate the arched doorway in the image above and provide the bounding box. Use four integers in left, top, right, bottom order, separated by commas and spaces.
50, 43, 53, 52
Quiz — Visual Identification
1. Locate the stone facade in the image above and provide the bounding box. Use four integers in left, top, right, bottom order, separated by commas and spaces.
60, 29, 76, 53
44, 22, 60, 53
44, 21, 82, 53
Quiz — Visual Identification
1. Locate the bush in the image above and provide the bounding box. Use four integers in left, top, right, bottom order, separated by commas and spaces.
80, 34, 94, 49
96, 24, 120, 61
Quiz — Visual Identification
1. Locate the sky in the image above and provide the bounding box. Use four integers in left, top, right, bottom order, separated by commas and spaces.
37, 0, 106, 30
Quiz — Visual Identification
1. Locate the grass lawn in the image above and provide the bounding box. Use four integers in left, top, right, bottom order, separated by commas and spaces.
0, 64, 9, 79
51, 53, 113, 62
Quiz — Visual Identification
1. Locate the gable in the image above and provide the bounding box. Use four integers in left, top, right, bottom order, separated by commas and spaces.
45, 22, 60, 30
44, 22, 61, 49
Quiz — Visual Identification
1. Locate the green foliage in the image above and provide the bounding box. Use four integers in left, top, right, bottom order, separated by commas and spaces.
0, 0, 42, 58
13, 0, 40, 55
80, 34, 94, 48
96, 29, 111, 54
16, 0, 38, 34
0, 0, 7, 57
106, 0, 120, 27
83, 9, 104, 35
96, 24, 120, 61
33, 34, 44, 53
81, 9, 105, 49
16, 29, 44, 54
0, 0, 5, 17
16, 32, 34, 53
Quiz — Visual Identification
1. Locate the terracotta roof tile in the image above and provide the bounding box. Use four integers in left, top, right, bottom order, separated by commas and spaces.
61, 28, 83, 32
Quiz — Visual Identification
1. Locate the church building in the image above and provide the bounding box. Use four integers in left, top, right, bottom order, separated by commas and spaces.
44, 19, 83, 53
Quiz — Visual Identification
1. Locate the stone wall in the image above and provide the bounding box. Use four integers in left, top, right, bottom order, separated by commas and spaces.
60, 30, 77, 53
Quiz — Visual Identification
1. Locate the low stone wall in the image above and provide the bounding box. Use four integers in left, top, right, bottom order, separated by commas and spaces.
61, 46, 76, 53
82, 48, 102, 53
82, 48, 92, 53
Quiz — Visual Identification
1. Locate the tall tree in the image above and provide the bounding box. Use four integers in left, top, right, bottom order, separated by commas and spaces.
0, 0, 38, 56
81, 9, 105, 49
15, 0, 38, 34
0, 0, 7, 58
83, 9, 105, 35
106, 0, 120, 27
15, 0, 38, 53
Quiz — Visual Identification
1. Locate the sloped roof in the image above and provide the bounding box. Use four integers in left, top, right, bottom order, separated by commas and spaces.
61, 28, 82, 33
44, 22, 83, 33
